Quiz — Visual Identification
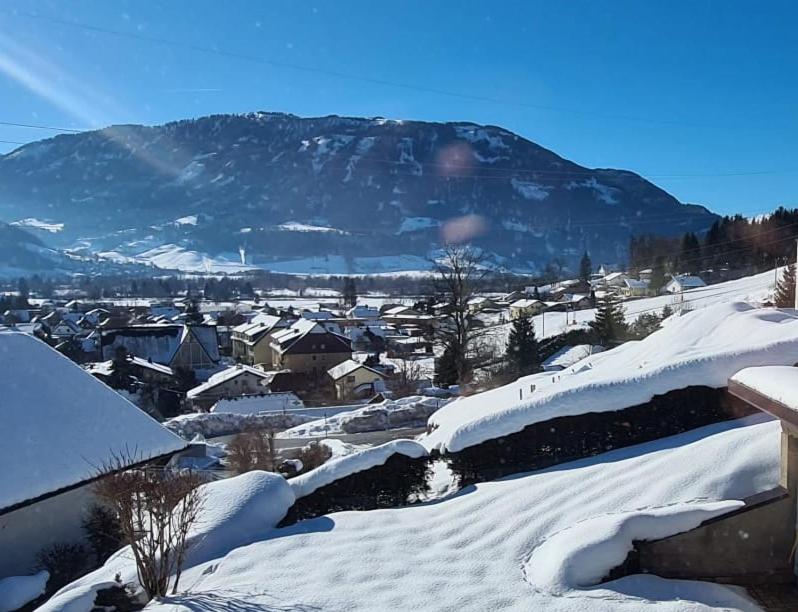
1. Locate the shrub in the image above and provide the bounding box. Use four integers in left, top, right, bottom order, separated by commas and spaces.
226, 429, 277, 475
294, 442, 333, 473
82, 504, 125, 565
35, 542, 89, 593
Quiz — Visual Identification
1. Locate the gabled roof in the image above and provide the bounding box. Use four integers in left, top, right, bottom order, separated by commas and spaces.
510, 298, 544, 309
270, 318, 351, 354
100, 324, 219, 365
0, 331, 186, 513
186, 364, 269, 398
624, 278, 650, 289
669, 275, 706, 289
327, 359, 385, 381
232, 314, 287, 339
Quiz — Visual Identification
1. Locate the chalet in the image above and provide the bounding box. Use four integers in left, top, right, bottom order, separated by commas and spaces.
327, 359, 388, 401
231, 314, 290, 366
621, 278, 651, 298
382, 306, 436, 330
210, 392, 304, 415
87, 355, 175, 386
601, 272, 629, 288
186, 364, 271, 411
269, 318, 352, 376
0, 331, 187, 578
639, 268, 653, 281
100, 324, 220, 376
509, 299, 546, 320
500, 290, 527, 304
50, 318, 82, 339
467, 297, 499, 313
664, 274, 707, 294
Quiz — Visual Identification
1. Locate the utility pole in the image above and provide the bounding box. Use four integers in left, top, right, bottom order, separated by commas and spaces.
794, 240, 798, 310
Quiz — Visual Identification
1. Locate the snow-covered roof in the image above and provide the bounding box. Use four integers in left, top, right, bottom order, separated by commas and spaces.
186, 364, 269, 398
0, 331, 187, 511
668, 275, 707, 289
327, 359, 385, 381
101, 324, 219, 365
603, 272, 627, 281
210, 392, 304, 415
623, 278, 649, 289
510, 298, 543, 309
424, 302, 798, 453
542, 344, 603, 370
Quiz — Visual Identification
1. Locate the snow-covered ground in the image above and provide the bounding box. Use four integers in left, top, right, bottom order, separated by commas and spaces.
278, 396, 447, 438
485, 266, 780, 345
47, 416, 779, 611
425, 302, 798, 453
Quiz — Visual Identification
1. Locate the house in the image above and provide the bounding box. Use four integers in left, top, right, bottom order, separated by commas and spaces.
602, 272, 629, 288
0, 330, 188, 578
509, 299, 546, 320
50, 318, 82, 339
639, 268, 653, 281
664, 275, 707, 294
100, 324, 220, 376
210, 392, 304, 415
542, 345, 604, 371
87, 355, 175, 386
327, 359, 388, 401
186, 364, 272, 411
269, 318, 352, 376
231, 315, 290, 366
621, 278, 651, 298
500, 290, 527, 304
467, 297, 498, 313
346, 305, 380, 319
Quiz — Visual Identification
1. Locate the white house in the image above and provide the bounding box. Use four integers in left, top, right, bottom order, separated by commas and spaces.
664, 275, 707, 294
186, 364, 272, 411
0, 331, 187, 578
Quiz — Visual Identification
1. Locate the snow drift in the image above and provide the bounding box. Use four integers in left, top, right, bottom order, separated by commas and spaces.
424, 303, 798, 453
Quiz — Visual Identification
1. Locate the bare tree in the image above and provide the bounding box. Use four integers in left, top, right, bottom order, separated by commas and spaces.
433, 244, 489, 386
389, 358, 424, 397
94, 459, 205, 599
226, 429, 277, 475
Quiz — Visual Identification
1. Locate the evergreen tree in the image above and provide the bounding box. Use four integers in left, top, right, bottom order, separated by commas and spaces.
342, 277, 357, 307
578, 252, 592, 283
185, 296, 204, 325
679, 232, 702, 274
108, 347, 134, 390
649, 257, 667, 295
590, 294, 628, 345
661, 304, 673, 319
17, 277, 29, 303
434, 345, 459, 388
775, 263, 796, 308
505, 317, 540, 377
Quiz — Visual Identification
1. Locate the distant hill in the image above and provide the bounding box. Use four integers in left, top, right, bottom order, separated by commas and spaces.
0, 112, 717, 275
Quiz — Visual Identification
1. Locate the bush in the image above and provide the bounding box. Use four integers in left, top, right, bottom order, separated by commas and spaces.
35, 542, 89, 593
295, 442, 333, 473
82, 504, 124, 565
226, 429, 277, 475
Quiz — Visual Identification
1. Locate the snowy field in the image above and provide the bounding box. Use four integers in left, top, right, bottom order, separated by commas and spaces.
425, 301, 798, 453
484, 266, 780, 346
45, 416, 778, 611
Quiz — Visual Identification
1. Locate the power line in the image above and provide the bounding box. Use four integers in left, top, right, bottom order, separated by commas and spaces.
2, 10, 743, 130
0, 120, 84, 133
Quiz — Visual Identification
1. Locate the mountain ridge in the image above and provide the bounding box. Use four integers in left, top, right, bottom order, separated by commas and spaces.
0, 111, 717, 275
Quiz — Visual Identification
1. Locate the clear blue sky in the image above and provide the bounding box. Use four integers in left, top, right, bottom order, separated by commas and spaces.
0, 0, 795, 216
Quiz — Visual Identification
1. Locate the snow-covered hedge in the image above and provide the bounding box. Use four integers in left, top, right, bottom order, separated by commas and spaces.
424, 303, 798, 454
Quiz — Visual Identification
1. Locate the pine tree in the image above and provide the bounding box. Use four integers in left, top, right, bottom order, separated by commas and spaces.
185, 297, 204, 325
649, 257, 667, 295
506, 317, 540, 377
434, 345, 459, 388
342, 277, 357, 307
590, 294, 628, 345
775, 263, 796, 308
578, 252, 592, 283
108, 347, 134, 390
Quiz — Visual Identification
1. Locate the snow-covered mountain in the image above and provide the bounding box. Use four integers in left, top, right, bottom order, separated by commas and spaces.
0, 112, 717, 274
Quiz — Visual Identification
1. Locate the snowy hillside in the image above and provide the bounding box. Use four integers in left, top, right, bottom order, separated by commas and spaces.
0, 112, 716, 274
427, 301, 798, 453
46, 417, 778, 611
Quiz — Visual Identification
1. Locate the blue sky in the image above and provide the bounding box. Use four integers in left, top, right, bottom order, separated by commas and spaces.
0, 0, 795, 216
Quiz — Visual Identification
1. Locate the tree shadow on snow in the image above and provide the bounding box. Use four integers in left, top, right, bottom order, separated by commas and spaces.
160, 590, 324, 612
